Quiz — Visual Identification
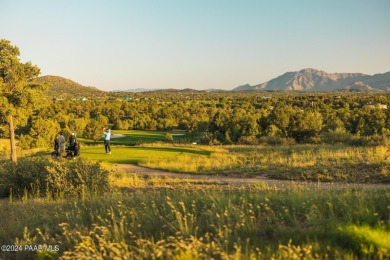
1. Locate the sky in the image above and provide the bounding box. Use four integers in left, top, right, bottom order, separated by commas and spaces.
1, 0, 389, 91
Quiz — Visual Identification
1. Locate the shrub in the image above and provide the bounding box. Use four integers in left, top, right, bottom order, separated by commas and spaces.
345, 135, 367, 146
0, 156, 51, 198
258, 136, 295, 145
0, 157, 110, 199
46, 159, 110, 198
32, 136, 48, 148
265, 124, 282, 137
237, 135, 258, 145
363, 134, 390, 147
163, 133, 173, 143
321, 130, 353, 144
322, 131, 390, 147
200, 133, 213, 145
18, 134, 34, 149
0, 140, 9, 156
306, 136, 323, 144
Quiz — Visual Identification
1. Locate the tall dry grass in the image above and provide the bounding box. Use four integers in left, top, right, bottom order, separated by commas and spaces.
139, 144, 390, 182
1, 182, 389, 259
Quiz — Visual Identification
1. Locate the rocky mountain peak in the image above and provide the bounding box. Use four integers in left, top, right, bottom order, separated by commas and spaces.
233, 69, 388, 91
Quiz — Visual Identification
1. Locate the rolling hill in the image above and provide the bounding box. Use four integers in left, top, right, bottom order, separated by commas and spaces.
342, 81, 381, 92
234, 68, 390, 91
37, 75, 107, 99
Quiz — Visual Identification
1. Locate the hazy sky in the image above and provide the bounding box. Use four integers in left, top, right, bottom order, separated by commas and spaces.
1, 0, 389, 90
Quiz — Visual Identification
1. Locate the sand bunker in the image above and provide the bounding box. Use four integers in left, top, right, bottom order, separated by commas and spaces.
110, 134, 126, 139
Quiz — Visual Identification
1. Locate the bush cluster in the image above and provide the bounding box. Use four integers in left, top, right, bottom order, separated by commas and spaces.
0, 157, 109, 199
46, 159, 110, 198
201, 130, 390, 147
310, 132, 390, 146
0, 140, 9, 156
0, 156, 48, 198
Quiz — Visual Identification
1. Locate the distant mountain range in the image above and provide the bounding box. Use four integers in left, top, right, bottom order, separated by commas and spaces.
113, 88, 226, 92
112, 88, 160, 93
233, 68, 390, 91
38, 68, 390, 97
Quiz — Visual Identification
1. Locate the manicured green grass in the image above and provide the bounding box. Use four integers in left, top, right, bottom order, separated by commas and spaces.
78, 129, 200, 145
80, 145, 210, 165
77, 129, 208, 165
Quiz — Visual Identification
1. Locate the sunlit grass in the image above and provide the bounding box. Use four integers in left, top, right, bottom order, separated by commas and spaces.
31, 140, 390, 183
109, 170, 238, 190
0, 138, 47, 160
337, 225, 390, 256
1, 183, 389, 259
140, 144, 390, 182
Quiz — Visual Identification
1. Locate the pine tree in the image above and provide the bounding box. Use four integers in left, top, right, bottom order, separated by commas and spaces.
0, 39, 46, 163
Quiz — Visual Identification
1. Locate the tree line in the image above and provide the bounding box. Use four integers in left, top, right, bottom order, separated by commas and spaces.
1, 38, 390, 163
0, 92, 387, 148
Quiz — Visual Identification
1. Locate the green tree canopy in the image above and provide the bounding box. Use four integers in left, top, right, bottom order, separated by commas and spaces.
0, 39, 46, 162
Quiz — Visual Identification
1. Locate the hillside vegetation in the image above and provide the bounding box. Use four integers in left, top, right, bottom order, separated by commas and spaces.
37, 75, 107, 99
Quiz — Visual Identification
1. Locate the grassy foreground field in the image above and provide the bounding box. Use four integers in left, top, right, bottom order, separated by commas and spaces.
0, 173, 389, 259
1, 129, 390, 258
0, 128, 390, 259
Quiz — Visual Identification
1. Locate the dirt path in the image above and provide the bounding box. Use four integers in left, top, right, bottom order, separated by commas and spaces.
113, 164, 390, 190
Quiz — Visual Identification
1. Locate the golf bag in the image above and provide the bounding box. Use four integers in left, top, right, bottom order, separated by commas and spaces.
65, 141, 80, 158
